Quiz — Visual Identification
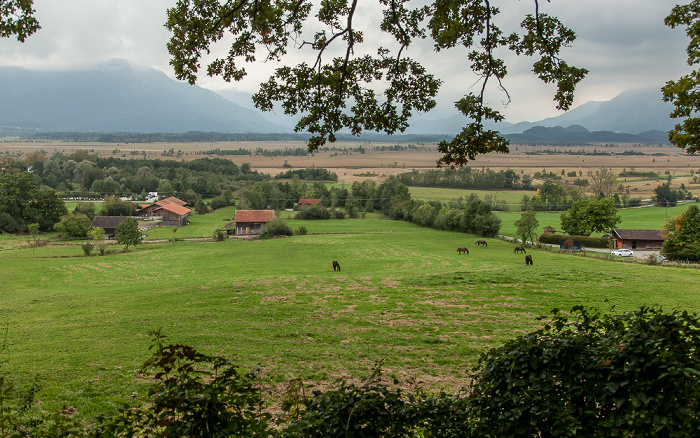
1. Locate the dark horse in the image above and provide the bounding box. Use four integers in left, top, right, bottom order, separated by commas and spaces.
514, 246, 527, 254
525, 255, 533, 265
332, 261, 341, 271
457, 247, 469, 254
475, 240, 488, 247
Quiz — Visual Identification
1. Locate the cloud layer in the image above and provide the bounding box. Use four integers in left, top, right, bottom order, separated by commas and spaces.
0, 0, 690, 123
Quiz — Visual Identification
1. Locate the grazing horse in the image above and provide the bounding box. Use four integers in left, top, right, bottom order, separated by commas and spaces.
457, 247, 469, 255
475, 240, 488, 247
514, 246, 527, 254
332, 260, 341, 271
525, 255, 533, 265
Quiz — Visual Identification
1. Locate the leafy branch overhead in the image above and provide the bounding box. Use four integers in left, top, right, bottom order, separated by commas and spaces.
165, 0, 588, 167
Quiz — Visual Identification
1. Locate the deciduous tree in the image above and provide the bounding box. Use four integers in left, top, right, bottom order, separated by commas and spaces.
115, 218, 143, 251
514, 209, 539, 244
559, 198, 621, 236
662, 204, 700, 261
0, 0, 40, 42
165, 0, 587, 167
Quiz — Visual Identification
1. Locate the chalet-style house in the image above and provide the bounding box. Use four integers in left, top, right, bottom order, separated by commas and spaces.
138, 196, 191, 227
91, 216, 130, 239
233, 210, 275, 235
610, 229, 666, 250
298, 198, 322, 209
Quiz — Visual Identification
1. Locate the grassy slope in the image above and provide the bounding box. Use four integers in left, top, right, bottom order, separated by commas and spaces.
2, 212, 700, 418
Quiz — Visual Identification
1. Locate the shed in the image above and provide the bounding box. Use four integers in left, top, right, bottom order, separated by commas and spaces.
298, 198, 322, 209
611, 229, 666, 250
159, 203, 191, 227
234, 210, 275, 235
543, 226, 556, 234
91, 216, 130, 239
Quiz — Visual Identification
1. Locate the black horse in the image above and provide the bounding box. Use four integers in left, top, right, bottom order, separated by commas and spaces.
514, 246, 527, 254
457, 247, 469, 255
475, 240, 488, 247
332, 261, 341, 271
525, 255, 533, 265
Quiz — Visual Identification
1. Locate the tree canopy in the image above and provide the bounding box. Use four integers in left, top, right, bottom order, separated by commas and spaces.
0, 0, 40, 42
559, 198, 621, 236
165, 0, 587, 167
662, 204, 700, 261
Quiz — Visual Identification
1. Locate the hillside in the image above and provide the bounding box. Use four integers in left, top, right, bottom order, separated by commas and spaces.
0, 60, 288, 133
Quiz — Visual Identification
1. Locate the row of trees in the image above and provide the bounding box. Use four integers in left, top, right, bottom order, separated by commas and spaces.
8, 150, 267, 199
396, 167, 531, 190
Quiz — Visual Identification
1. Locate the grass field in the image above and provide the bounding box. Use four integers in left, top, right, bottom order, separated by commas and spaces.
495, 203, 697, 239
2, 209, 700, 420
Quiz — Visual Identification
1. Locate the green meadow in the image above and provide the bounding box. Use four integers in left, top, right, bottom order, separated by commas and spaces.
2, 207, 700, 419
496, 203, 696, 238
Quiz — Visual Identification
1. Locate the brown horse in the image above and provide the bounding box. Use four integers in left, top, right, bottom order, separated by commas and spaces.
525, 255, 533, 265
332, 260, 341, 271
457, 247, 469, 255
514, 246, 527, 254
475, 240, 488, 247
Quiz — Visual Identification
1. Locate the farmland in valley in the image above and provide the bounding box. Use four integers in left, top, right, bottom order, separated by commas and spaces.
1, 205, 700, 419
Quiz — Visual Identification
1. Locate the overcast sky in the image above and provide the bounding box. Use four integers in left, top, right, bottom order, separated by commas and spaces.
0, 0, 691, 123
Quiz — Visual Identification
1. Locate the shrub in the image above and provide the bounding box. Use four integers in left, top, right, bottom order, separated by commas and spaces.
465, 306, 700, 437
54, 213, 91, 238
294, 205, 331, 220
81, 242, 94, 256
263, 217, 294, 236
296, 226, 308, 235
215, 229, 226, 241
332, 209, 346, 219
539, 233, 610, 248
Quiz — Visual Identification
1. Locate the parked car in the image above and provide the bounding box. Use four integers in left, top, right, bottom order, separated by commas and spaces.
611, 249, 635, 257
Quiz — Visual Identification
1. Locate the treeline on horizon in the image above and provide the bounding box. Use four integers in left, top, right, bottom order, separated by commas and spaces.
13, 131, 454, 144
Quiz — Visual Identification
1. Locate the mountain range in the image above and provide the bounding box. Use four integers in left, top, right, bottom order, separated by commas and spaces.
0, 61, 678, 142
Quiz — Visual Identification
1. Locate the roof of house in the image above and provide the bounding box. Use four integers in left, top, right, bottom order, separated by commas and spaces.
91, 216, 130, 229
299, 198, 322, 205
158, 196, 187, 207
543, 226, 556, 230
158, 203, 191, 216
612, 229, 665, 241
235, 210, 275, 223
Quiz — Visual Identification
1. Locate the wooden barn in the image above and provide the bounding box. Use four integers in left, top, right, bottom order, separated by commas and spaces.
159, 203, 191, 227
611, 229, 666, 250
91, 216, 130, 239
139, 196, 188, 217
298, 198, 322, 209
234, 210, 275, 235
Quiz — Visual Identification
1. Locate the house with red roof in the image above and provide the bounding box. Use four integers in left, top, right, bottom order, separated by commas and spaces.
233, 210, 275, 235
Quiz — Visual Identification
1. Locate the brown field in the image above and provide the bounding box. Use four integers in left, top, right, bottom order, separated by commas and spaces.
3, 139, 700, 197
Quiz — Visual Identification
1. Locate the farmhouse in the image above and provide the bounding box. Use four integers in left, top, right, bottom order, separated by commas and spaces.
91, 216, 130, 239
298, 198, 322, 209
234, 210, 275, 235
138, 196, 190, 226
610, 229, 666, 250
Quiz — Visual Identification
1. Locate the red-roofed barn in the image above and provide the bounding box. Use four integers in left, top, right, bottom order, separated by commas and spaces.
234, 210, 275, 235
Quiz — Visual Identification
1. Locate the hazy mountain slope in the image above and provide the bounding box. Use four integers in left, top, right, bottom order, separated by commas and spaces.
0, 60, 289, 133
402, 86, 674, 136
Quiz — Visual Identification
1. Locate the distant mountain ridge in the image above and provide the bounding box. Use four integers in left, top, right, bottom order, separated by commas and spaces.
0, 60, 288, 133
403, 86, 676, 137
0, 61, 677, 142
